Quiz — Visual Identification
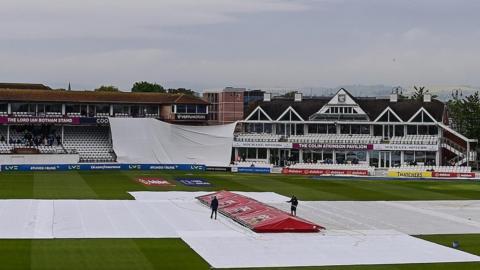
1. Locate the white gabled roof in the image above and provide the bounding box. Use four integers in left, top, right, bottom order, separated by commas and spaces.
408, 107, 437, 123
244, 106, 273, 121
373, 107, 403, 122
316, 88, 367, 115
276, 106, 304, 121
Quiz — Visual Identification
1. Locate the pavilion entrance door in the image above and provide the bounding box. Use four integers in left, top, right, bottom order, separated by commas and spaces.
378, 151, 391, 168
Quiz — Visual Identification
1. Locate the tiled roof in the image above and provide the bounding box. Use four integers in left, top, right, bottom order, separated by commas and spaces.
0, 89, 208, 105
246, 96, 445, 122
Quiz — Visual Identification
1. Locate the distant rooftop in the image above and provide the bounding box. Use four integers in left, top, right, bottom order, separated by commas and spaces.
0, 83, 51, 90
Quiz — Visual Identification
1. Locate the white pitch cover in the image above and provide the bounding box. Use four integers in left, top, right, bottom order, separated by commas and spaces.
108, 118, 236, 166
0, 193, 477, 267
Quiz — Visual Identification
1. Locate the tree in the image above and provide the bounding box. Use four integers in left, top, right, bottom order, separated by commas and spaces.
131, 81, 165, 93
447, 91, 480, 141
167, 88, 197, 96
94, 85, 119, 92
411, 86, 437, 101
282, 91, 296, 98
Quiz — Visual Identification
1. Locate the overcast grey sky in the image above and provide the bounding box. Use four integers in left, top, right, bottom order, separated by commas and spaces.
1, 0, 479, 91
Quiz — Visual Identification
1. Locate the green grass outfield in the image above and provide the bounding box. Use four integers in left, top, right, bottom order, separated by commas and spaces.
0, 170, 479, 269
0, 170, 479, 200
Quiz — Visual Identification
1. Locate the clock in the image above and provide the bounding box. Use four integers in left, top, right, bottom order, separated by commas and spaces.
338, 94, 346, 103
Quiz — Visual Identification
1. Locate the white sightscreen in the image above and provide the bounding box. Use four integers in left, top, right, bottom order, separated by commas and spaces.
109, 118, 236, 166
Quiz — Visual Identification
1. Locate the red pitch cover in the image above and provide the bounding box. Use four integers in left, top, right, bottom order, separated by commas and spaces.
197, 191, 323, 233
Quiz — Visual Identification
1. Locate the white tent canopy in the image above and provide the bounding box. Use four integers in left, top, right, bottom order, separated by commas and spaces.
109, 118, 236, 166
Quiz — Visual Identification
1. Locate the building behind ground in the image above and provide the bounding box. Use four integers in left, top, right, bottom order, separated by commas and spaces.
0, 83, 209, 163
203, 87, 245, 124
235, 88, 477, 169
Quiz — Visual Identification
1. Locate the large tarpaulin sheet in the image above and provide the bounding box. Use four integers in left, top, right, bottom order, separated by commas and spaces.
109, 118, 236, 166
0, 193, 478, 267
197, 191, 323, 232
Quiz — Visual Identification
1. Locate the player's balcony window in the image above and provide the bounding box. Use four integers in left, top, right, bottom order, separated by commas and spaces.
395, 125, 404, 137
66, 104, 81, 116
407, 125, 417, 135
0, 103, 7, 114
113, 105, 130, 116
327, 124, 336, 134
11, 103, 35, 115
94, 104, 110, 116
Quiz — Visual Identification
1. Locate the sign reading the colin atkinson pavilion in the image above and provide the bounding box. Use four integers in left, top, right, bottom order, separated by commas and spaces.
292, 143, 374, 150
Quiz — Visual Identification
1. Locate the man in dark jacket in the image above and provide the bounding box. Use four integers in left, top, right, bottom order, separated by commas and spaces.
210, 196, 219, 219
287, 195, 298, 216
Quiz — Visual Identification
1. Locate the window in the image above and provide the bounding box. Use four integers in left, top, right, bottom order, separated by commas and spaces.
186, 104, 196, 113
418, 125, 428, 135
0, 103, 7, 112
426, 152, 436, 165
392, 151, 401, 167
95, 104, 110, 114
197, 105, 207, 114
66, 104, 81, 114
327, 124, 336, 134
45, 104, 62, 113
374, 125, 382, 136
407, 125, 417, 135
351, 125, 361, 134
415, 151, 426, 164
176, 104, 187, 114
296, 124, 304, 135
340, 125, 350, 134
144, 105, 158, 115
404, 151, 415, 164
395, 125, 404, 136
247, 148, 257, 159
318, 125, 327, 134
113, 105, 130, 114
257, 148, 267, 159
264, 124, 272, 133
11, 103, 34, 113
308, 124, 318, 134
360, 125, 370, 134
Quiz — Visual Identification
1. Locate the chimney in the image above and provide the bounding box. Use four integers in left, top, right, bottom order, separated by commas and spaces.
390, 94, 398, 102
263, 92, 271, 102
424, 94, 432, 102
294, 92, 303, 102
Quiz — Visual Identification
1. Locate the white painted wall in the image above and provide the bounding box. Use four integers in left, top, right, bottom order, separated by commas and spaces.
0, 154, 79, 164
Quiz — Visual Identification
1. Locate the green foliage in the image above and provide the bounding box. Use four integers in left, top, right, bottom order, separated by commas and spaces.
282, 91, 297, 98
167, 88, 197, 96
411, 86, 438, 101
131, 81, 165, 93
94, 85, 119, 92
447, 91, 480, 142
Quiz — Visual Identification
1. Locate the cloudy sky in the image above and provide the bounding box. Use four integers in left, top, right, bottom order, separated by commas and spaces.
1, 0, 479, 91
